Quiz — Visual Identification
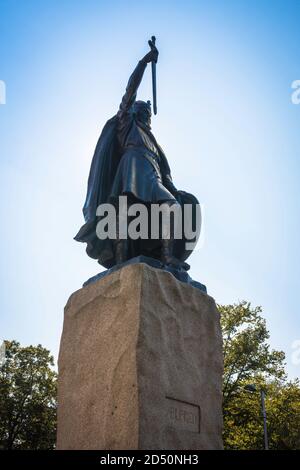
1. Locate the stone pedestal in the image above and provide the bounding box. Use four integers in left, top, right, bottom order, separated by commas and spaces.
57, 263, 223, 450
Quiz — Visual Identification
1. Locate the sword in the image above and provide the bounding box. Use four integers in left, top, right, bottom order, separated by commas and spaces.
149, 36, 157, 115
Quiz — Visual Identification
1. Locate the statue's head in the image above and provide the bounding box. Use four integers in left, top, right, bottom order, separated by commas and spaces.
133, 100, 151, 127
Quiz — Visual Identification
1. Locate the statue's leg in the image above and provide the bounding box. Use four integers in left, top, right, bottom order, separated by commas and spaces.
114, 204, 128, 265
114, 239, 128, 265
160, 200, 189, 270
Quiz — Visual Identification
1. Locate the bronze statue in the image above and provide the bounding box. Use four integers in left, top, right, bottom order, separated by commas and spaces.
75, 38, 200, 273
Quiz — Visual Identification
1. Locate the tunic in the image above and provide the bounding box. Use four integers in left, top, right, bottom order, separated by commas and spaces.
108, 60, 177, 205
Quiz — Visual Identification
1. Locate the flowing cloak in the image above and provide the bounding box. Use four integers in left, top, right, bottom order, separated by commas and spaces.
74, 117, 200, 269
74, 115, 119, 267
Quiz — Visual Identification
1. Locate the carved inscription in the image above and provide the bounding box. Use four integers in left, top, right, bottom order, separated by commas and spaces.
166, 396, 200, 433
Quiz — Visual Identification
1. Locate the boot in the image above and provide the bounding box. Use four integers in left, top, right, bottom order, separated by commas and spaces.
114, 213, 128, 265
161, 238, 190, 271
161, 237, 174, 266
114, 239, 128, 265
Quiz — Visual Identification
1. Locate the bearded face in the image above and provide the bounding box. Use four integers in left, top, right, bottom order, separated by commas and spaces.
133, 101, 152, 128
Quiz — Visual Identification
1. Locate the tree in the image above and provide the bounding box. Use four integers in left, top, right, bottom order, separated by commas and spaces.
219, 301, 300, 449
266, 380, 300, 449
0, 340, 57, 449
1, 304, 299, 450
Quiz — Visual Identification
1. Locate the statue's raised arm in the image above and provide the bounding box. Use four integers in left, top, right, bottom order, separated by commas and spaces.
118, 40, 158, 116
75, 38, 201, 280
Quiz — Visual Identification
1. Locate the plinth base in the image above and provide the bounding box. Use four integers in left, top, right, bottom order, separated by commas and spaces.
57, 263, 223, 450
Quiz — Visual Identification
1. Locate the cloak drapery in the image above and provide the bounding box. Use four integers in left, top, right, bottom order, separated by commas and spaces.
74, 117, 200, 268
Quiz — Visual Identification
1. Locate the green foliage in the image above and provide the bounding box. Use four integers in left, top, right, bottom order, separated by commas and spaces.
1, 301, 299, 450
219, 301, 300, 449
0, 340, 57, 449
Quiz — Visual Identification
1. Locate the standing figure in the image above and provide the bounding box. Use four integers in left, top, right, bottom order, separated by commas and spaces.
75, 40, 199, 270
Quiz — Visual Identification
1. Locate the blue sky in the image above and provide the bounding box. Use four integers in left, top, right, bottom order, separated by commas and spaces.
0, 0, 300, 379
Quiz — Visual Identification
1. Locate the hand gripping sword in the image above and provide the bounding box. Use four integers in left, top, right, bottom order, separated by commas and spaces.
149, 36, 157, 115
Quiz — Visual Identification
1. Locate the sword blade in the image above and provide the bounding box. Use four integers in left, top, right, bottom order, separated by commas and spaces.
152, 60, 157, 115
150, 35, 157, 115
